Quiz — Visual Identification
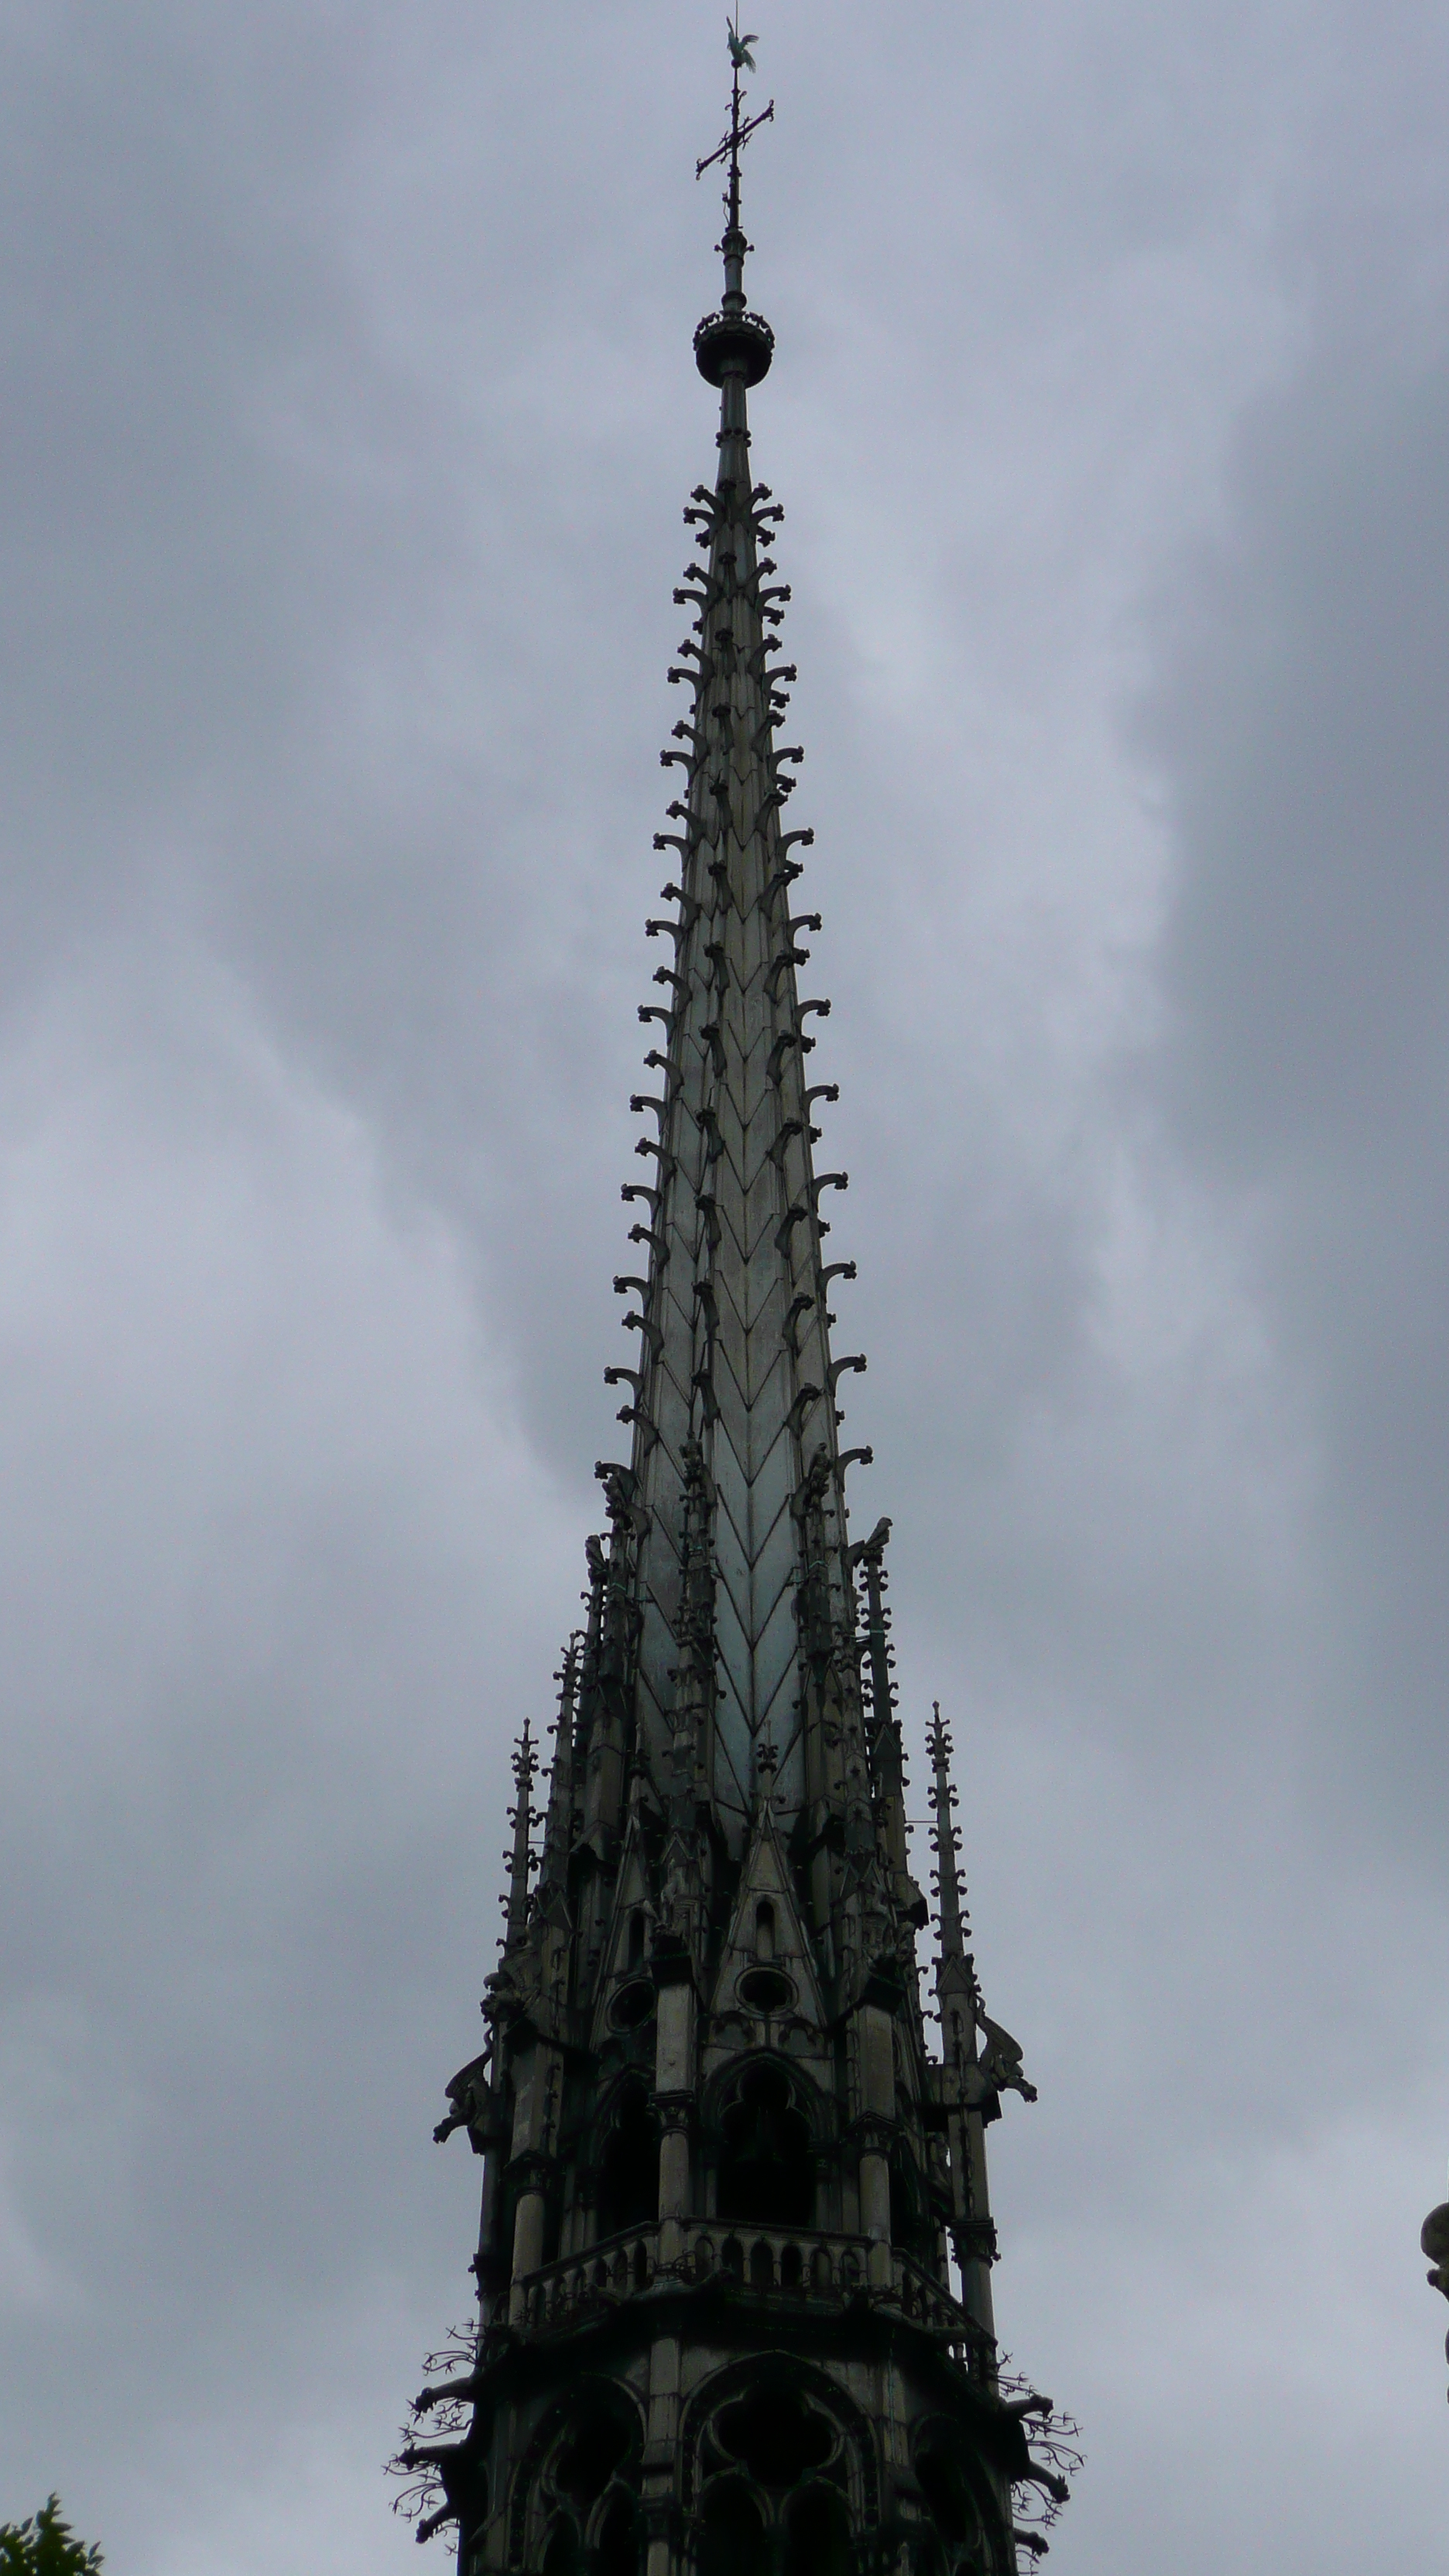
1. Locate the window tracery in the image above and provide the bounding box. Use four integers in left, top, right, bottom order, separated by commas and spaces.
595, 2080, 660, 2239
519, 2389, 644, 2576
913, 2418, 1002, 2574
687, 2369, 868, 2576
715, 2059, 814, 2229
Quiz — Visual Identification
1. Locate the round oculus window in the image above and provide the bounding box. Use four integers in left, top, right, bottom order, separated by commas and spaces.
738, 1965, 794, 2014
609, 1978, 656, 2031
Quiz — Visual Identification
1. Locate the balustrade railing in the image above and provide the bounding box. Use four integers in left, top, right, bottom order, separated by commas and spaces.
511, 2219, 981, 2357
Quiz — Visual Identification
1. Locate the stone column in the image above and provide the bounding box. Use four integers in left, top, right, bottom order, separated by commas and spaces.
858, 2000, 896, 2287
642, 2505, 680, 2576
642, 2337, 683, 2576
504, 2037, 556, 2324
659, 2117, 690, 2249
508, 2160, 549, 2325
472, 2141, 502, 2328
859, 2139, 892, 2287
654, 1948, 696, 2266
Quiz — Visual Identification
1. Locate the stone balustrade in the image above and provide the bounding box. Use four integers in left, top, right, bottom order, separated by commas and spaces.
511, 2220, 983, 2359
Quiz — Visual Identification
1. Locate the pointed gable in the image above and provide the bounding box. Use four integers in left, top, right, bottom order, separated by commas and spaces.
587, 1812, 659, 2049
707, 1793, 824, 2030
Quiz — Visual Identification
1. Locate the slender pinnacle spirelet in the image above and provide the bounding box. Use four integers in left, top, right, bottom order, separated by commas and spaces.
928, 1699, 971, 1968
501, 1717, 536, 1952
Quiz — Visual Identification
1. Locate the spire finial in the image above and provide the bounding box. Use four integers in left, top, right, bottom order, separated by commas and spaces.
537, 1639, 581, 1901
697, 21, 772, 298
694, 22, 776, 399
927, 1701, 971, 1965
502, 1716, 538, 1951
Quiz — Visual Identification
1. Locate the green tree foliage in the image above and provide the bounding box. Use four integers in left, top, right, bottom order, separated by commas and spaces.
0, 2496, 102, 2574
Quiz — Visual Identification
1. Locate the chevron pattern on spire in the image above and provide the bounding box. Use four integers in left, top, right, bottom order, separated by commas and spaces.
608, 420, 865, 1839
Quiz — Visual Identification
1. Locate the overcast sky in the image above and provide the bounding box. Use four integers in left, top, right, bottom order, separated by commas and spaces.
2, 1, 1447, 2567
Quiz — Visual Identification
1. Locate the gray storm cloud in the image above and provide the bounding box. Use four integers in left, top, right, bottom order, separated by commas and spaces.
1, 2, 1447, 2571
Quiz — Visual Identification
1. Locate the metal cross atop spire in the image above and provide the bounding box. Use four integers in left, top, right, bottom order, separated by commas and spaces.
693, 22, 776, 398
697, 18, 774, 306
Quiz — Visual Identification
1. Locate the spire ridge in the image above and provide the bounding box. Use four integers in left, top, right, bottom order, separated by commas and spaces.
668, 1437, 717, 1828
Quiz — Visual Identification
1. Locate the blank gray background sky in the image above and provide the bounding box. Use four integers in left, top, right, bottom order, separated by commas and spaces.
2, 1, 1447, 2567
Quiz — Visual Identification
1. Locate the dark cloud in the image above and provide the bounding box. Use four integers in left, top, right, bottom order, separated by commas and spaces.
1, 2, 1447, 2570
1141, 298, 1449, 1852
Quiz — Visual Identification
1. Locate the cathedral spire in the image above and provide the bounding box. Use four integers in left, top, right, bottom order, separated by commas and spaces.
404, 37, 1074, 2568
604, 29, 875, 1851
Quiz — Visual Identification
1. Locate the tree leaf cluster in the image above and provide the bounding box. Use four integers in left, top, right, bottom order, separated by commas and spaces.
0, 2496, 103, 2574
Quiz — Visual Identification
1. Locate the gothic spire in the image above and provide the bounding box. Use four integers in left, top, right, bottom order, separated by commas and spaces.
602, 33, 875, 1848
407, 41, 1074, 2565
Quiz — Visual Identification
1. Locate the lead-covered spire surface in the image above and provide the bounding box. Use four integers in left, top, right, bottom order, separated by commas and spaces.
582, 49, 872, 1855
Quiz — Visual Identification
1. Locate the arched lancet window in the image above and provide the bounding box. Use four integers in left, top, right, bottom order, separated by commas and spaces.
889, 2143, 933, 2262
754, 1901, 776, 1962
595, 2489, 640, 2576
554, 2407, 632, 2513
526, 2388, 643, 2576
697, 2481, 765, 2576
628, 1909, 646, 1970
692, 2380, 856, 2576
542, 2516, 580, 2576
715, 2386, 834, 2491
916, 2425, 991, 2571
717, 2061, 813, 2229
597, 2081, 660, 2239
783, 2484, 851, 2576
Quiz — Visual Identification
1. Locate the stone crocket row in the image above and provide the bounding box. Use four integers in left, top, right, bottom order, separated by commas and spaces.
398, 34, 1074, 2576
